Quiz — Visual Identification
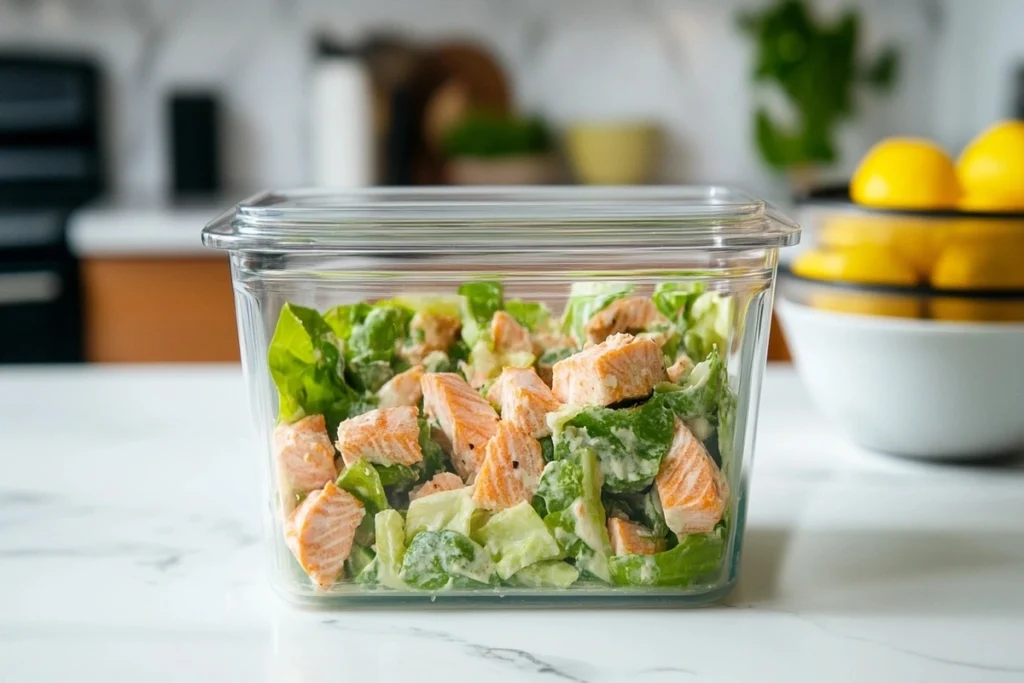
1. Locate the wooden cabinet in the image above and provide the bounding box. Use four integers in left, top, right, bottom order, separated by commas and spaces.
81, 257, 239, 363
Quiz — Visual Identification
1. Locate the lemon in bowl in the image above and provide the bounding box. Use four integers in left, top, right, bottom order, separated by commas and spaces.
851, 138, 960, 210
957, 120, 1024, 212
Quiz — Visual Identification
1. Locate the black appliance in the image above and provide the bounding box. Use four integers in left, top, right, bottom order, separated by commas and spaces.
0, 53, 105, 363
168, 91, 221, 197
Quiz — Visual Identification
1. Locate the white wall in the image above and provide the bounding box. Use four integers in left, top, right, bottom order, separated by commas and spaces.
0, 0, 1013, 200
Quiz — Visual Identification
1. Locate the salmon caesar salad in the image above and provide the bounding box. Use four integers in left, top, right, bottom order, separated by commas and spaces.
268, 281, 737, 593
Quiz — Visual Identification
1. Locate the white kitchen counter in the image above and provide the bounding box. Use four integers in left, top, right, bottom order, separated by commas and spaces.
1, 365, 1022, 682
66, 199, 236, 257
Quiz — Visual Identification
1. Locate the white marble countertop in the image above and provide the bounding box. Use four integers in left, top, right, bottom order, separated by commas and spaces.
1, 364, 1022, 682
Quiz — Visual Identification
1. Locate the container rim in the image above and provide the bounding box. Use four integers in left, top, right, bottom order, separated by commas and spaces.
201, 185, 801, 253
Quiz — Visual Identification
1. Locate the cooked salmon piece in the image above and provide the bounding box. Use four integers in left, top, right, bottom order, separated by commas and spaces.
409, 471, 465, 502
335, 406, 423, 469
377, 365, 424, 409
421, 373, 499, 481
486, 367, 561, 438
284, 481, 365, 590
551, 333, 667, 407
585, 297, 667, 344
274, 414, 338, 500
607, 517, 665, 556
656, 419, 728, 536
399, 312, 461, 364
666, 355, 695, 384
472, 422, 545, 511
491, 311, 532, 353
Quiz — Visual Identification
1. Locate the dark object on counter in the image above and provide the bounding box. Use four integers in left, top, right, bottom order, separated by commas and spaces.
0, 52, 105, 363
169, 92, 221, 197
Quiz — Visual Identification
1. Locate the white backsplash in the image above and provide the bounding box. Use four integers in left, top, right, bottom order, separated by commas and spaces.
0, 0, 1016, 200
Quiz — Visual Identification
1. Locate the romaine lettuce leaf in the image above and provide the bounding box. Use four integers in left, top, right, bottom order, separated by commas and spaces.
473, 501, 562, 580
608, 528, 724, 587
560, 282, 634, 345
458, 281, 504, 346
399, 529, 495, 590
335, 458, 388, 516
534, 458, 584, 517
345, 358, 394, 393
374, 509, 408, 590
506, 560, 580, 588
651, 282, 705, 322
268, 303, 362, 433
345, 544, 376, 580
542, 450, 612, 582
505, 299, 550, 331
405, 487, 480, 541
552, 400, 674, 494
683, 291, 733, 361
381, 294, 463, 319
652, 348, 726, 421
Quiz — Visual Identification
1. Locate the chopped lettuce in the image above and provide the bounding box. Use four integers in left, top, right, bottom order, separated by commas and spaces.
473, 501, 562, 580
505, 299, 550, 331
652, 348, 726, 421
268, 303, 363, 434
560, 281, 634, 345
373, 463, 419, 489
355, 556, 379, 585
552, 401, 675, 494
463, 339, 535, 387
346, 305, 412, 362
422, 350, 453, 374
534, 459, 584, 517
322, 302, 372, 341
405, 487, 479, 541
458, 281, 504, 346
345, 544, 376, 580
335, 458, 388, 516
373, 509, 408, 590
542, 450, 611, 582
417, 418, 448, 481
346, 358, 394, 394
537, 346, 575, 367
538, 436, 555, 463
399, 530, 495, 590
507, 560, 580, 588
651, 282, 705, 322
383, 294, 463, 319
683, 291, 733, 360
608, 529, 724, 587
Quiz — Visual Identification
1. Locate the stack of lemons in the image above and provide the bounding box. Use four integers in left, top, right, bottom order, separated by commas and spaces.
793, 121, 1024, 321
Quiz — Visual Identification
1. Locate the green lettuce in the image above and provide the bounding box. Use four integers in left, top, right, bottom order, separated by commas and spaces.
267, 303, 363, 433
322, 302, 372, 341
533, 458, 584, 518
346, 359, 394, 394
405, 487, 480, 541
542, 450, 611, 582
458, 281, 503, 346
399, 530, 495, 590
506, 560, 579, 588
651, 282, 705, 322
652, 348, 727, 422
505, 299, 550, 331
335, 458, 388, 516
374, 509, 408, 590
347, 305, 412, 362
560, 282, 633, 345
473, 501, 562, 580
684, 291, 733, 360
345, 544, 376, 580
382, 294, 462, 319
552, 401, 675, 494
608, 529, 724, 587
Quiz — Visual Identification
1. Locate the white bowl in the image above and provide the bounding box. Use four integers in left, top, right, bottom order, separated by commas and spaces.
778, 299, 1024, 460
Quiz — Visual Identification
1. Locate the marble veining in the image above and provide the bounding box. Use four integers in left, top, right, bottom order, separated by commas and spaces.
1, 365, 1023, 682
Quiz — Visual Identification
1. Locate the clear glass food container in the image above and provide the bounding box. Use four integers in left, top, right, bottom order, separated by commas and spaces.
202, 186, 800, 606
784, 187, 1024, 322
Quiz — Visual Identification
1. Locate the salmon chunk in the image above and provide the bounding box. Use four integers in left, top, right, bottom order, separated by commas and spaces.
551, 333, 667, 407
284, 481, 365, 590
409, 472, 465, 502
607, 517, 665, 556
335, 406, 423, 469
656, 419, 728, 536
491, 311, 532, 353
400, 312, 461, 364
421, 373, 499, 481
472, 422, 545, 511
585, 297, 667, 344
486, 367, 561, 438
666, 355, 695, 384
377, 365, 424, 409
274, 414, 338, 497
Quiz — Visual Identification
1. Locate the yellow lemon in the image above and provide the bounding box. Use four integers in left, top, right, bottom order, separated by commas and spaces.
957, 120, 1024, 212
851, 138, 960, 210
792, 246, 919, 286
930, 242, 1024, 290
818, 214, 947, 280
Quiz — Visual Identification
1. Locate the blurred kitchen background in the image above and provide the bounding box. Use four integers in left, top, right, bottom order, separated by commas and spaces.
1, 0, 1022, 364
